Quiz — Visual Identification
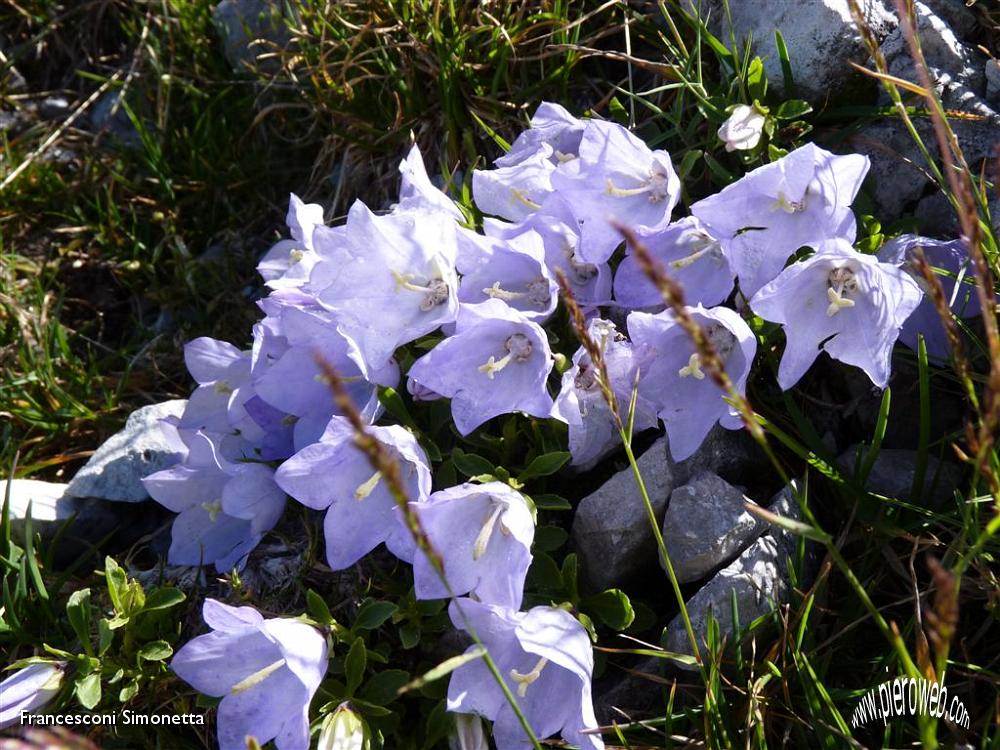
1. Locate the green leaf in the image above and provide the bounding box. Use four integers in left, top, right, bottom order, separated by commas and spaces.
678, 148, 703, 181
138, 640, 173, 661
534, 525, 568, 553
746, 56, 767, 100
118, 680, 140, 703
359, 669, 410, 706
377, 387, 417, 429
354, 600, 398, 631
399, 623, 420, 650
140, 587, 185, 613
561, 553, 579, 602
608, 96, 629, 126
582, 589, 635, 631
450, 448, 494, 478
104, 556, 127, 613
526, 552, 563, 592
344, 638, 367, 696
398, 648, 485, 695
531, 493, 571, 511
774, 29, 795, 96
66, 588, 92, 650
306, 589, 334, 626
775, 100, 813, 120
76, 672, 102, 709
518, 451, 570, 482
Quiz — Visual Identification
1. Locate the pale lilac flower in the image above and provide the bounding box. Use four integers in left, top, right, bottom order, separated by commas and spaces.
449, 713, 489, 750
691, 143, 869, 297
613, 216, 735, 309
397, 143, 465, 221
177, 337, 262, 443
274, 416, 431, 569
0, 662, 65, 728
552, 318, 658, 468
494, 101, 586, 168
628, 305, 756, 461
171, 599, 327, 750
315, 200, 459, 376
483, 195, 612, 308
258, 194, 326, 290
877, 234, 982, 359
749, 239, 923, 389
473, 145, 557, 222
456, 228, 558, 322
318, 703, 368, 750
406, 300, 555, 436
143, 430, 285, 571
252, 297, 397, 449
718, 104, 766, 152
411, 482, 534, 609
549, 120, 680, 263
447, 598, 603, 750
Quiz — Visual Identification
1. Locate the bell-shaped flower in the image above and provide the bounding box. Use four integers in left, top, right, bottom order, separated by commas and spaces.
877, 234, 983, 360
483, 195, 612, 308
718, 104, 766, 152
494, 101, 586, 168
177, 337, 262, 442
446, 598, 603, 750
552, 318, 658, 469
274, 416, 431, 569
142, 430, 285, 571
315, 200, 459, 376
411, 482, 534, 609
613, 216, 735, 309
406, 300, 555, 436
258, 194, 326, 290
0, 662, 65, 728
691, 143, 869, 297
397, 143, 465, 222
252, 296, 397, 449
473, 145, 557, 222
749, 239, 923, 389
549, 119, 680, 263
456, 228, 558, 322
628, 305, 756, 461
171, 599, 327, 750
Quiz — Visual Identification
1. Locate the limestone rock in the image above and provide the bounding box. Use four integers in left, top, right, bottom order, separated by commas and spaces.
572, 437, 674, 591
212, 0, 290, 73
837, 446, 964, 507
66, 400, 186, 502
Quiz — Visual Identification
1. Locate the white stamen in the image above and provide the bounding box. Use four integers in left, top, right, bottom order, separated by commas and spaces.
288, 249, 304, 265
771, 191, 807, 214
826, 266, 859, 317
213, 381, 234, 395
678, 353, 705, 380
230, 658, 286, 695
392, 271, 450, 311
510, 657, 549, 697
605, 166, 673, 204
354, 470, 382, 500
478, 334, 533, 379
511, 189, 541, 210
201, 500, 222, 522
554, 150, 576, 163
669, 234, 725, 271
472, 502, 505, 561
482, 279, 550, 308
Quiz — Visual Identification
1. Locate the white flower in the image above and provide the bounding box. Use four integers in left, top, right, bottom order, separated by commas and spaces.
718, 104, 766, 152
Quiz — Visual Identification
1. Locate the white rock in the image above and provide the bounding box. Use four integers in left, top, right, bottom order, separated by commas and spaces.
65, 400, 186, 502
3, 479, 70, 527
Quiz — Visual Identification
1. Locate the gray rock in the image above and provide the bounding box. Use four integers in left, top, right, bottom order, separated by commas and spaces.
86, 91, 142, 148
837, 446, 964, 507
986, 59, 1000, 105
1, 33, 27, 93
572, 437, 674, 591
662, 532, 792, 666
66, 400, 186, 502
593, 656, 664, 724
697, 0, 896, 103
661, 473, 767, 583
212, 0, 290, 73
671, 423, 774, 497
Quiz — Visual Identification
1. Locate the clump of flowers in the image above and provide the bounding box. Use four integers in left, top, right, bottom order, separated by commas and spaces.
147, 101, 962, 748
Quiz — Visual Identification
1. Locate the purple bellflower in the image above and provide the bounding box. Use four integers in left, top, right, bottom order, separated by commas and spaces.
494, 101, 585, 168
691, 143, 869, 297
258, 194, 326, 290
549, 119, 680, 263
628, 305, 756, 461
397, 143, 465, 221
877, 234, 982, 360
0, 662, 65, 728
171, 599, 327, 750
456, 228, 558, 322
613, 216, 735, 309
406, 299, 555, 436
410, 482, 534, 609
177, 337, 262, 444
274, 416, 431, 569
315, 200, 459, 377
447, 598, 604, 750
749, 239, 923, 389
473, 145, 558, 222
142, 430, 285, 571
483, 195, 612, 308
552, 318, 658, 469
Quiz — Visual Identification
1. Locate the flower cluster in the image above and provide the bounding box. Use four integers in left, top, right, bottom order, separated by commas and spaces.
151, 101, 983, 749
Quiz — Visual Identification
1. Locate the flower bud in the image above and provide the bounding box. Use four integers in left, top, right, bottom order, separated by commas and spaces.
449, 713, 488, 750
717, 104, 766, 152
317, 703, 369, 750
